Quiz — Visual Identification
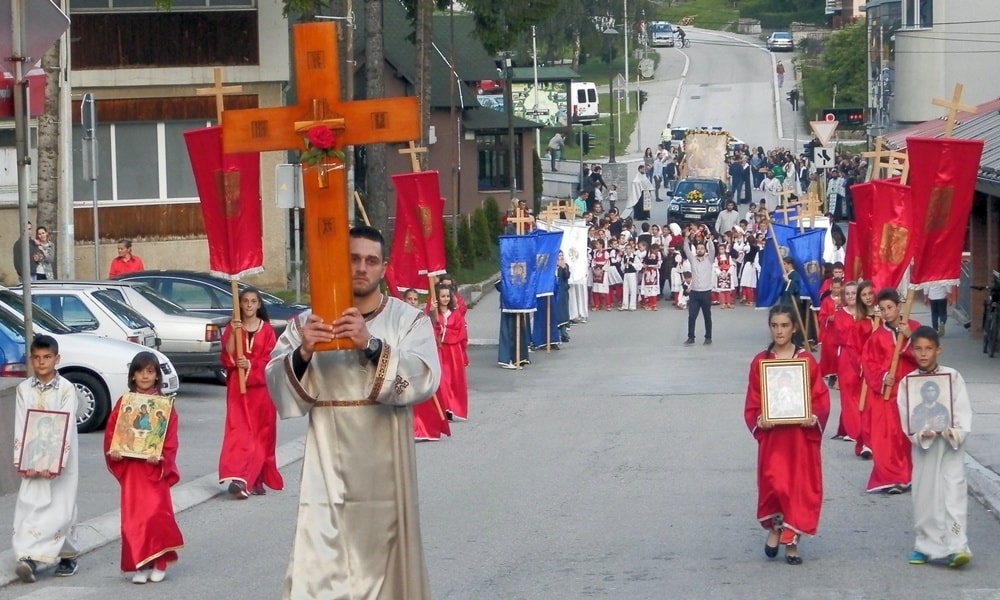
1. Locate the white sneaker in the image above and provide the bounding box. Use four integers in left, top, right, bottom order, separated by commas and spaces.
150, 567, 167, 583
133, 569, 150, 584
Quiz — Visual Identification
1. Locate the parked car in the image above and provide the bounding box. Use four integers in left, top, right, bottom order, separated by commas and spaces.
0, 289, 179, 432
0, 311, 27, 377
113, 270, 308, 334
27, 280, 228, 380
667, 178, 731, 227
766, 31, 794, 52
12, 284, 159, 349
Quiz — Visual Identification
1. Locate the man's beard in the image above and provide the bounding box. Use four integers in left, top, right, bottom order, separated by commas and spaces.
353, 279, 381, 298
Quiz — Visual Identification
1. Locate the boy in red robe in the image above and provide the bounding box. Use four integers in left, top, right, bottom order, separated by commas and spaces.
860, 288, 919, 493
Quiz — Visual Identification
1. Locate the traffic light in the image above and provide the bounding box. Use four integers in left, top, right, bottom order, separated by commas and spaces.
821, 107, 865, 126
638, 90, 649, 109
582, 132, 592, 155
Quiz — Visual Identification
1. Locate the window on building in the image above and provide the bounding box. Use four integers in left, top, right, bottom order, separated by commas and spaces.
902, 0, 933, 28
476, 134, 523, 191
72, 120, 204, 205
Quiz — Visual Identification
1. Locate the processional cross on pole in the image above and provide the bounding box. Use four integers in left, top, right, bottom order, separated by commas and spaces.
221, 21, 420, 351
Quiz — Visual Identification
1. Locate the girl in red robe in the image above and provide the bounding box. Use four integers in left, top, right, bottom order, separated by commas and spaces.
104, 351, 184, 584
745, 305, 830, 565
852, 280, 881, 459
218, 288, 283, 498
430, 282, 470, 420
407, 288, 450, 441
831, 281, 862, 444
817, 277, 842, 382
860, 288, 919, 493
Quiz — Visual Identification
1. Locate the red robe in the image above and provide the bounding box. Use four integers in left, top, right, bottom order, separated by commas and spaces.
860, 319, 920, 492
218, 322, 284, 491
744, 349, 830, 536
852, 315, 881, 455
431, 307, 470, 420
831, 308, 862, 442
817, 295, 838, 376
104, 396, 184, 571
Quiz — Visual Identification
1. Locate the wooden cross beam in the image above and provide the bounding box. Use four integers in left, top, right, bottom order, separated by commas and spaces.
221, 22, 420, 351
196, 67, 243, 124
398, 140, 428, 173
537, 203, 564, 225
507, 208, 535, 236
888, 149, 910, 185
559, 199, 580, 221
932, 83, 976, 138
861, 136, 890, 182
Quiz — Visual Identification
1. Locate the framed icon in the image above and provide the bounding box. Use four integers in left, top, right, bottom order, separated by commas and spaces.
17, 409, 71, 475
905, 373, 953, 435
759, 358, 812, 426
107, 393, 174, 461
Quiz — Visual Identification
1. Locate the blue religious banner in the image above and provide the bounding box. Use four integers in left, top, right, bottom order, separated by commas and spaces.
499, 234, 539, 312
788, 228, 826, 305
756, 223, 798, 308
531, 230, 563, 297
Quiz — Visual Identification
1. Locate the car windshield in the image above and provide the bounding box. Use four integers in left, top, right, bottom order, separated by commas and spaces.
674, 181, 721, 199
650, 22, 672, 33
773, 32, 791, 39
0, 290, 75, 334
0, 311, 27, 343
93, 291, 157, 330
131, 284, 189, 315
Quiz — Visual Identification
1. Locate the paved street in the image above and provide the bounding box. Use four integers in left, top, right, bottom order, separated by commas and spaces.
4, 24, 1000, 600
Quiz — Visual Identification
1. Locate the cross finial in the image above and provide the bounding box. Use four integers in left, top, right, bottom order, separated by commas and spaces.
507, 207, 535, 235
931, 83, 976, 137
398, 141, 428, 173
196, 67, 243, 124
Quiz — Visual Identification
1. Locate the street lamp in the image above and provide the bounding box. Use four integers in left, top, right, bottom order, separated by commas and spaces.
603, 26, 618, 163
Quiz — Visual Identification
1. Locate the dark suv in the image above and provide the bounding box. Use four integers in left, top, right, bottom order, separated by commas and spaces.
666, 178, 730, 227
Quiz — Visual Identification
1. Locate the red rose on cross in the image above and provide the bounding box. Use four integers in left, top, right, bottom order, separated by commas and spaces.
307, 125, 336, 150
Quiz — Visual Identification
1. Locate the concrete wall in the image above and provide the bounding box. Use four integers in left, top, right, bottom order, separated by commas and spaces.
0, 378, 20, 496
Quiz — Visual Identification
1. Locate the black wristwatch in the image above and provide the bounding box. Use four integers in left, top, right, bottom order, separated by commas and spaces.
364, 336, 383, 361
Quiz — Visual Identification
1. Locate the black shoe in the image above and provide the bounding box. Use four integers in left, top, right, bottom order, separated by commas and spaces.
703, 338, 712, 346
764, 543, 779, 558
54, 557, 78, 577
16, 558, 37, 583
228, 481, 249, 499
785, 555, 803, 565
684, 338, 695, 346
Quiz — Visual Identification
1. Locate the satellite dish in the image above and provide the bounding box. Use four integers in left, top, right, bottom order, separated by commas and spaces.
639, 58, 655, 79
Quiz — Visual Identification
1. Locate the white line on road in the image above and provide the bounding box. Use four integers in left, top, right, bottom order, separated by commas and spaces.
667, 49, 690, 126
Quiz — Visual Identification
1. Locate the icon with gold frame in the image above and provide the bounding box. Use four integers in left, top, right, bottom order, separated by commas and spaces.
759, 359, 812, 426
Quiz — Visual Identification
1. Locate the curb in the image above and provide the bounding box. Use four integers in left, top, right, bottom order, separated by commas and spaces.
0, 437, 307, 589
966, 453, 1000, 519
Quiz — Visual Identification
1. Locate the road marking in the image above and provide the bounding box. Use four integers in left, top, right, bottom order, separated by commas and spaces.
13, 587, 99, 599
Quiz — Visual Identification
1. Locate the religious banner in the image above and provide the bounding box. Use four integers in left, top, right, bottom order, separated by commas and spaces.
386, 196, 428, 294
183, 126, 263, 279
788, 228, 826, 305
391, 171, 447, 276
869, 179, 915, 292
905, 137, 985, 288
757, 223, 798, 308
531, 230, 564, 297
846, 181, 875, 281
499, 235, 539, 312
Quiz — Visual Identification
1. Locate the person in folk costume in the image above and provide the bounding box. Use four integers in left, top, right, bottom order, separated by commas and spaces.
607, 237, 625, 308
730, 225, 750, 298
745, 304, 829, 566
104, 351, 184, 584
831, 281, 863, 445
739, 234, 762, 305
860, 288, 920, 494
639, 242, 662, 310
264, 226, 440, 599
12, 336, 80, 583
404, 290, 450, 440
677, 271, 692, 310
555, 251, 572, 342
898, 327, 973, 568
218, 288, 283, 499
852, 280, 881, 459
818, 277, 843, 387
496, 279, 531, 369
714, 256, 736, 309
590, 239, 611, 310
620, 239, 640, 311
429, 282, 469, 421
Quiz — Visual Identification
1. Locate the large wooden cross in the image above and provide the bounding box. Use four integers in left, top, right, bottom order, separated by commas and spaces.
537, 203, 564, 225
932, 83, 976, 137
508, 208, 535, 236
863, 136, 910, 183
197, 67, 244, 123
221, 22, 420, 351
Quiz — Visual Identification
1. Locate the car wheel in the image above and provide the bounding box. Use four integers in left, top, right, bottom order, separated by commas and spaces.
63, 371, 110, 433
212, 367, 228, 386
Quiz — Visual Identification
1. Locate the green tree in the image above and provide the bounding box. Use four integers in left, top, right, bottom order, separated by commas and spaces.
443, 222, 459, 273
483, 197, 503, 243
461, 0, 562, 53
457, 217, 475, 268
532, 151, 543, 216
471, 208, 492, 259
821, 22, 867, 106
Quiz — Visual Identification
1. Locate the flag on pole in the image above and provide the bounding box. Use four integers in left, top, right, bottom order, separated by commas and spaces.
183, 126, 263, 280
386, 189, 428, 293
905, 137, 985, 288
869, 179, 915, 291
756, 223, 798, 307
530, 230, 563, 297
845, 181, 875, 281
499, 235, 539, 312
391, 171, 447, 283
788, 228, 826, 305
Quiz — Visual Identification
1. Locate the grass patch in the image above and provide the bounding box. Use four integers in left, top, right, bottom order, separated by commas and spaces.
559, 91, 641, 162
654, 0, 739, 31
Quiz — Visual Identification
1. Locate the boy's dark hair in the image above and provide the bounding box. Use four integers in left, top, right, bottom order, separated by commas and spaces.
350, 225, 387, 259
910, 325, 940, 346
128, 351, 162, 393
832, 261, 844, 270
30, 334, 59, 355
876, 288, 901, 305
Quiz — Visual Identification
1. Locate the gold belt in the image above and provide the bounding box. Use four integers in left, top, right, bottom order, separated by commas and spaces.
313, 400, 378, 407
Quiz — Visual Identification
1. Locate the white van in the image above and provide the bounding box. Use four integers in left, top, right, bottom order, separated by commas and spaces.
570, 81, 599, 124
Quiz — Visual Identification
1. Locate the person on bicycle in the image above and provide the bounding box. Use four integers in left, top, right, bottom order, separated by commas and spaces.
676, 27, 687, 45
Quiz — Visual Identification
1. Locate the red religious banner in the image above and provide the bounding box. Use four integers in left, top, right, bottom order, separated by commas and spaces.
905, 137, 984, 287
387, 201, 428, 294
391, 171, 447, 276
846, 181, 875, 281
183, 126, 263, 279
869, 179, 914, 291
